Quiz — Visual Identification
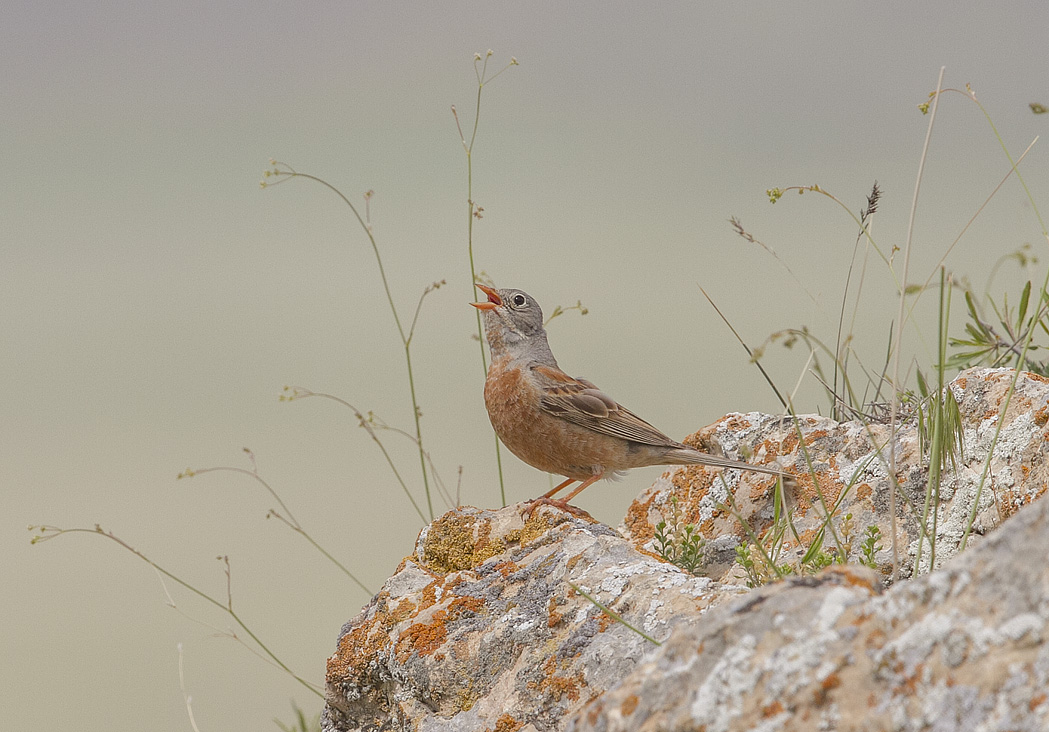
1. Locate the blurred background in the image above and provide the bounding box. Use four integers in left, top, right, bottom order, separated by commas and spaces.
4, 1, 1048, 729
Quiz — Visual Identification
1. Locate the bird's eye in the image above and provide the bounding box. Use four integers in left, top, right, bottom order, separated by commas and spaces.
512, 294, 527, 307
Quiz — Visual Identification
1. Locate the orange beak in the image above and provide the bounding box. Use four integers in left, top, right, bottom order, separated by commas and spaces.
470, 284, 501, 311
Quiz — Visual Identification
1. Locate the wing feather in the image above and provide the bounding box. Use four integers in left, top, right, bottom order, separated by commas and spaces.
532, 365, 679, 447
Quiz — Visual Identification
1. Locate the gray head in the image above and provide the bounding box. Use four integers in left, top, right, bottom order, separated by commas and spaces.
470, 285, 556, 364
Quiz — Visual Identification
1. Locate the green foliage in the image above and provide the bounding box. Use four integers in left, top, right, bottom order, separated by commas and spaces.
948, 279, 1049, 376
860, 524, 883, 569
654, 497, 706, 575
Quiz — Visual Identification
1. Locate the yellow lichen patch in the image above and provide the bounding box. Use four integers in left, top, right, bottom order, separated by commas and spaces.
422, 512, 508, 573
517, 511, 554, 545
503, 528, 523, 544
457, 684, 479, 712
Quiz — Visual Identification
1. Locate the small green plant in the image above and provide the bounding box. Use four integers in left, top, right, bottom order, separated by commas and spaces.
733, 544, 761, 588
654, 521, 705, 575
948, 279, 1049, 376
733, 541, 795, 589
653, 497, 707, 575
859, 524, 883, 569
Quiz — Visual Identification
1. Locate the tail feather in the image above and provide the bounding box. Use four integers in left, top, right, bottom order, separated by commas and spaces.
666, 447, 783, 476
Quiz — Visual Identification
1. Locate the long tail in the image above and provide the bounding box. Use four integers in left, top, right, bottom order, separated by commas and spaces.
666, 447, 784, 476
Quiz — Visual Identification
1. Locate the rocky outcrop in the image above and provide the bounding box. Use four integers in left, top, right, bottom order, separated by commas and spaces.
322, 504, 751, 731
322, 368, 1049, 731
625, 367, 1049, 583
574, 492, 1049, 731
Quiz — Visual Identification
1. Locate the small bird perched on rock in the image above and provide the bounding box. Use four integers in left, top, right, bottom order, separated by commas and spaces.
471, 284, 784, 511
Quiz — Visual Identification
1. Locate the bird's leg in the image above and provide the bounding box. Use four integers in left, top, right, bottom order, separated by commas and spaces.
542, 477, 577, 499
522, 474, 600, 520
559, 475, 600, 502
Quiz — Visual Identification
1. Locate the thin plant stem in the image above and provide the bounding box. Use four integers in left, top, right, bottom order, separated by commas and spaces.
282, 387, 428, 524
914, 269, 950, 575
889, 66, 945, 582
453, 51, 518, 507
263, 164, 434, 520
179, 461, 373, 591
568, 582, 661, 646
31, 525, 322, 698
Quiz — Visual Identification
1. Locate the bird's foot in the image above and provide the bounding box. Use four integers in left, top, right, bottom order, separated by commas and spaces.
521, 497, 594, 521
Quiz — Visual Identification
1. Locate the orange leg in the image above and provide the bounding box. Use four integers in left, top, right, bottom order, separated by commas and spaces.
542, 477, 576, 499
560, 475, 601, 503
523, 474, 602, 520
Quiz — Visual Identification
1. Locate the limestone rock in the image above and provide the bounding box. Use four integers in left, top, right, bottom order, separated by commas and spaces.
322, 368, 1049, 731
572, 483, 1049, 732
623, 367, 1049, 583
323, 505, 749, 732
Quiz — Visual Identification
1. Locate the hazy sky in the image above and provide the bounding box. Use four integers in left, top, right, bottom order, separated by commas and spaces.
5, 2, 1048, 730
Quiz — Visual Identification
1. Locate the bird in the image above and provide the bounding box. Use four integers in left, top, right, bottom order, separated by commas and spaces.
470, 284, 784, 512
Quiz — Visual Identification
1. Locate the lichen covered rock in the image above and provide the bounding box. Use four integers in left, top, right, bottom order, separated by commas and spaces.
624, 367, 1049, 582
323, 368, 1049, 731
323, 506, 748, 731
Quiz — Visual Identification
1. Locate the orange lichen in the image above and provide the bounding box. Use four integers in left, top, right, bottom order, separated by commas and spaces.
621, 694, 640, 716
393, 594, 485, 661
623, 492, 658, 538
327, 594, 399, 683
762, 700, 785, 717
492, 714, 523, 732
1034, 404, 1049, 427
500, 559, 522, 575
856, 482, 873, 501
532, 656, 585, 702
396, 609, 450, 659
547, 596, 565, 627
389, 598, 417, 625
813, 671, 841, 705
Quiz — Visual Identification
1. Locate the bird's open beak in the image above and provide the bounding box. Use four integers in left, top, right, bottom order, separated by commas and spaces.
470, 284, 501, 311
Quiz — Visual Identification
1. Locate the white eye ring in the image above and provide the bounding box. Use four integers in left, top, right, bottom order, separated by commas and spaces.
512, 294, 527, 307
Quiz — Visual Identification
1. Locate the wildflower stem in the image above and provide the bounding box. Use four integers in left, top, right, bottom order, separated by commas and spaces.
268, 167, 434, 520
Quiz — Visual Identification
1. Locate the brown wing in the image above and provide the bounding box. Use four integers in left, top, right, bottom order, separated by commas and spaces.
531, 364, 679, 448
